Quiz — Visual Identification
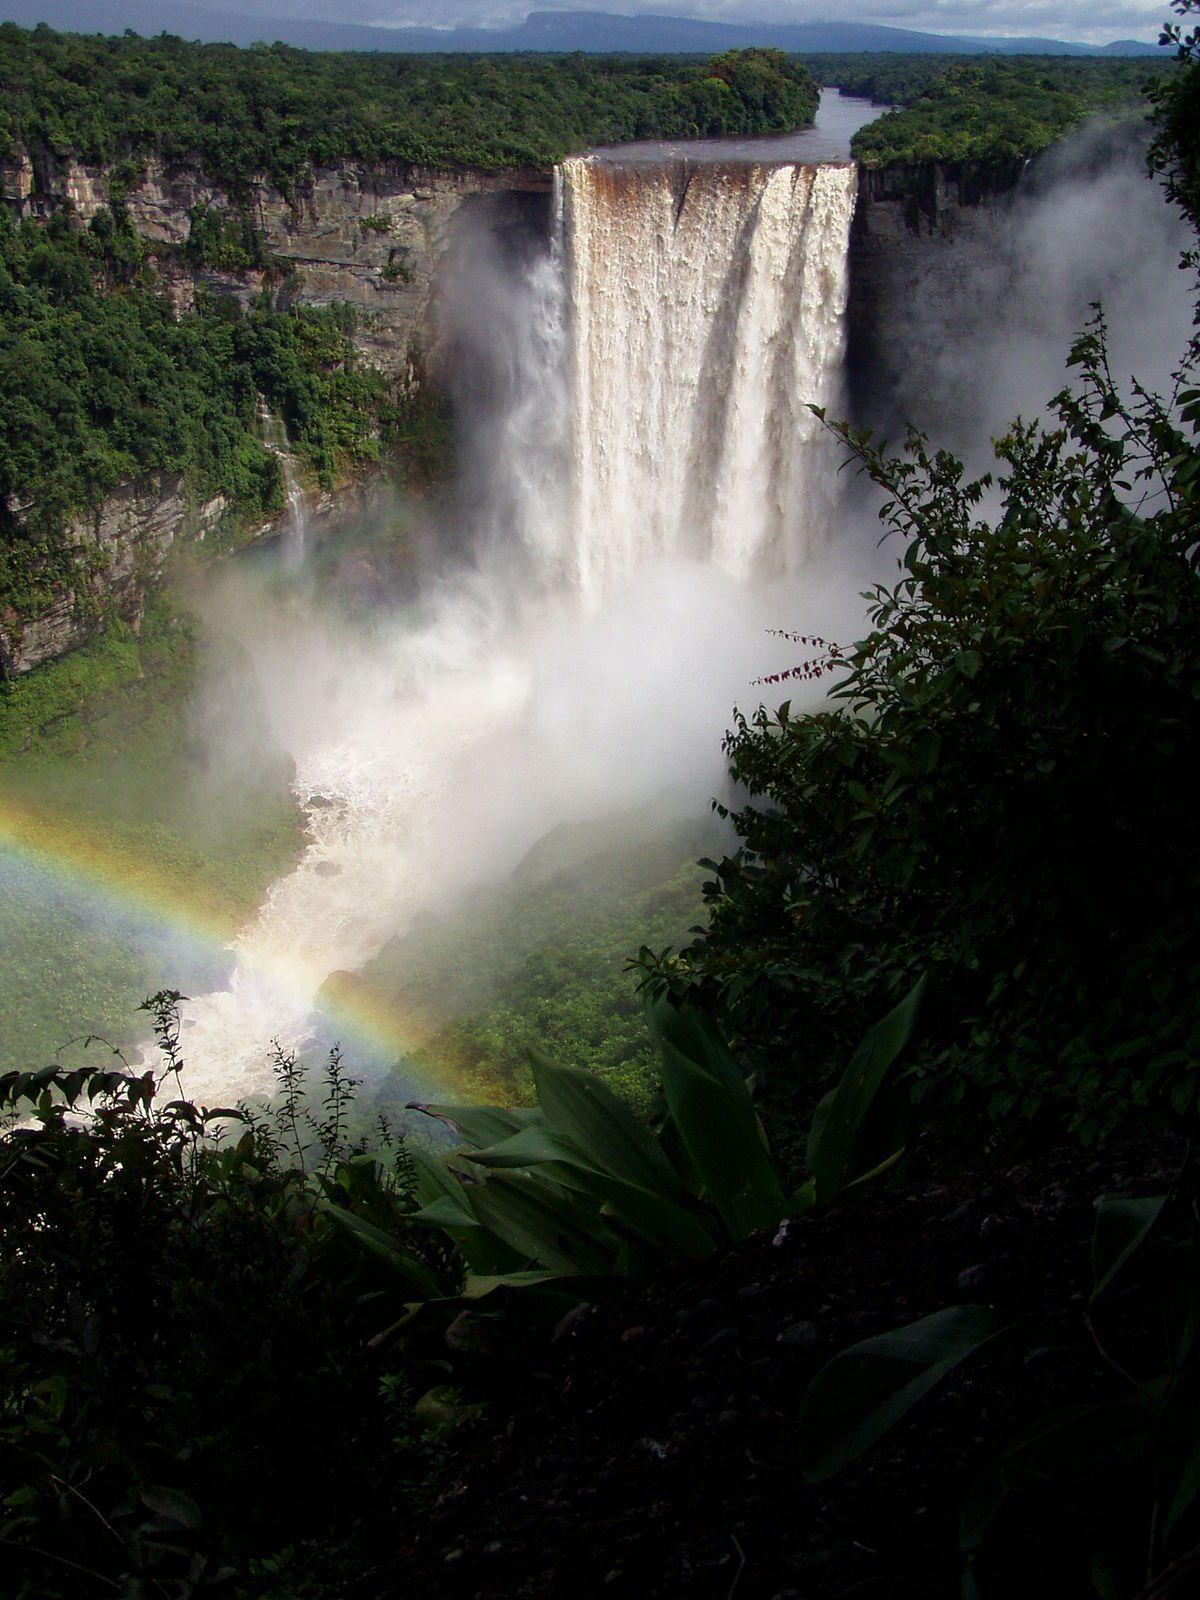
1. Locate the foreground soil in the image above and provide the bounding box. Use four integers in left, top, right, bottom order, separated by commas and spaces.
370, 1140, 1180, 1600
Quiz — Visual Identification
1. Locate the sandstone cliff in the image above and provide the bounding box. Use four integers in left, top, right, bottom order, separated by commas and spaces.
0, 148, 551, 673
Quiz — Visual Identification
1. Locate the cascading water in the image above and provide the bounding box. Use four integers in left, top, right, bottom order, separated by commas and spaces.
175, 138, 861, 1105
558, 159, 856, 599
259, 402, 308, 567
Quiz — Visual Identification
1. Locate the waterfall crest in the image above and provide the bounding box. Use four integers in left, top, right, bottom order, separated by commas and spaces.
557, 158, 857, 600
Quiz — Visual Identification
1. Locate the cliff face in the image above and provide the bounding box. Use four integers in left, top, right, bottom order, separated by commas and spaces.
1, 146, 552, 380
846, 159, 1025, 432
0, 474, 224, 676
0, 148, 551, 674
0, 466, 384, 676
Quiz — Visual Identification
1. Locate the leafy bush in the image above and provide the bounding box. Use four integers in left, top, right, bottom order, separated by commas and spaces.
641, 318, 1200, 1144
0, 980, 918, 1593
798, 1161, 1200, 1597
180, 202, 272, 272
0, 1001, 453, 1599
329, 982, 921, 1334
1151, 1, 1200, 245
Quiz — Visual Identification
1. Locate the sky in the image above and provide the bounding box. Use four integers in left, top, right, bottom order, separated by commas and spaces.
235, 0, 1166, 45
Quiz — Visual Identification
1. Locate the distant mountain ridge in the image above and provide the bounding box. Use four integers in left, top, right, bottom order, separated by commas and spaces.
0, 0, 1165, 55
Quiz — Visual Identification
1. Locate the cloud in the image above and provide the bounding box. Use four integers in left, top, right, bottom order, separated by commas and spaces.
212, 0, 1165, 47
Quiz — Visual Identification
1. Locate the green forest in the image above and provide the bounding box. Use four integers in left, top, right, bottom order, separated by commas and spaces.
3, 9, 1200, 1599
843, 56, 1162, 164
0, 29, 819, 636
0, 27, 820, 182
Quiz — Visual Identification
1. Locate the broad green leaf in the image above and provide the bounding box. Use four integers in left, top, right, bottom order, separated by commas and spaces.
409, 1145, 471, 1209
320, 1200, 443, 1298
461, 1124, 594, 1171
804, 1087, 836, 1174
462, 1124, 716, 1259
807, 978, 924, 1204
800, 1305, 1006, 1482
410, 1103, 543, 1149
405, 1149, 511, 1267
463, 1172, 617, 1275
411, 1194, 481, 1231
141, 1487, 202, 1530
649, 996, 754, 1108
1091, 1193, 1166, 1303
529, 1053, 683, 1196
1154, 1368, 1200, 1537
461, 1270, 583, 1296
658, 1037, 785, 1241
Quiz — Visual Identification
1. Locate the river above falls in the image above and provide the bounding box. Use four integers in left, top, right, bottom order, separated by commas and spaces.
585, 87, 882, 166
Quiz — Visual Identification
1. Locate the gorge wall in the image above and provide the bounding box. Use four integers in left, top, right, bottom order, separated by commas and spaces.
846, 159, 1025, 433
0, 148, 552, 673
1, 137, 1033, 676
0, 145, 551, 379
845, 121, 1170, 450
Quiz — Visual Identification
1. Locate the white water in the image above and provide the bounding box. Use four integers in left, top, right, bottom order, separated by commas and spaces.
561, 158, 855, 600
259, 402, 308, 567
175, 149, 860, 1105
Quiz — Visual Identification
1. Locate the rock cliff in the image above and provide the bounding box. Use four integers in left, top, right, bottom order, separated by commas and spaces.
846, 159, 1025, 432
1, 146, 552, 380
0, 148, 551, 673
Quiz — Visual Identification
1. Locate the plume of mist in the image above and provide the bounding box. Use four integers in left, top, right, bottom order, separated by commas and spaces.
861, 119, 1194, 466
174, 178, 879, 1098
175, 123, 1193, 1099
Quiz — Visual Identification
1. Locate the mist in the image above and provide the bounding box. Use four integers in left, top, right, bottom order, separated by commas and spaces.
861, 119, 1195, 465
172, 124, 1191, 1106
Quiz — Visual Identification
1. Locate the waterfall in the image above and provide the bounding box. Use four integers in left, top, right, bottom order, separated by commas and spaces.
557, 159, 857, 601
277, 453, 307, 568
175, 146, 861, 1104
258, 402, 308, 567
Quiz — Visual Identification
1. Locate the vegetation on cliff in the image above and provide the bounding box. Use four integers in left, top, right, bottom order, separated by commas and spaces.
0, 27, 818, 184
0, 201, 388, 624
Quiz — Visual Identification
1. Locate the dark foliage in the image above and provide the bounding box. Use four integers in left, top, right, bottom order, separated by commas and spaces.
384, 1141, 1185, 1600
0, 1006, 453, 1599
641, 322, 1200, 1146
1150, 1, 1200, 247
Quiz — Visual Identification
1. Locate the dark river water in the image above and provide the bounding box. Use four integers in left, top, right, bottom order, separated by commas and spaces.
586, 87, 883, 166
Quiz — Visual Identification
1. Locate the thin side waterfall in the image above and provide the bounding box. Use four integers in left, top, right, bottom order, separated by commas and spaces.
259, 402, 308, 566
175, 149, 860, 1104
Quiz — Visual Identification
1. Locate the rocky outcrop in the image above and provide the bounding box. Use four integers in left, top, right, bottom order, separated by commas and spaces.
0, 463, 383, 676
846, 159, 1026, 431
846, 121, 1155, 435
3, 146, 552, 380
0, 473, 225, 675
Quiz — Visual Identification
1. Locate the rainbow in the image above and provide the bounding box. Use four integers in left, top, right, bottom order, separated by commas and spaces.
0, 792, 491, 1101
